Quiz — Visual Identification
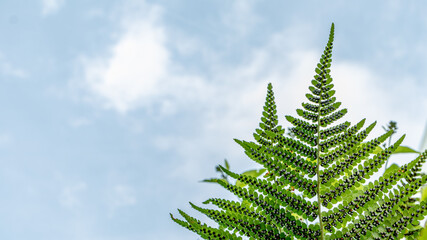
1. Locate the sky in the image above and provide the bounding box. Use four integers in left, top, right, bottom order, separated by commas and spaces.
0, 0, 427, 239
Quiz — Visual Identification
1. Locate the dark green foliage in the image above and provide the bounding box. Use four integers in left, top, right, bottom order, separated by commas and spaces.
171, 23, 427, 239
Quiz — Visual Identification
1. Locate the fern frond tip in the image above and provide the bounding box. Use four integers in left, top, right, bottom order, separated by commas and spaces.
218, 165, 239, 179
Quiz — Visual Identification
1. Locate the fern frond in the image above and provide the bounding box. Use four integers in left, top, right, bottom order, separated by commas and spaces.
319, 122, 351, 140
320, 125, 387, 185
171, 23, 427, 240
275, 134, 317, 159
286, 115, 318, 134
319, 121, 377, 167
254, 83, 285, 147
318, 118, 365, 152
323, 150, 427, 238
320, 135, 405, 208
171, 210, 242, 239
219, 165, 318, 220
235, 139, 317, 177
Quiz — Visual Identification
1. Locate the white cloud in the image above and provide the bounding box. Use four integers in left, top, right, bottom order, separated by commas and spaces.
59, 182, 87, 208
41, 0, 65, 16
79, 1, 210, 114
0, 53, 27, 78
82, 20, 167, 112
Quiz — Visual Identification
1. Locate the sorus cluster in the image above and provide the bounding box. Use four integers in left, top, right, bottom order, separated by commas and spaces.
319, 119, 364, 152
320, 90, 335, 100
338, 180, 426, 239
286, 116, 317, 134
262, 145, 316, 176
320, 138, 380, 184
237, 174, 317, 220
307, 94, 321, 104
320, 102, 340, 116
309, 86, 322, 96
319, 109, 347, 127
220, 180, 320, 239
320, 97, 336, 107
298, 109, 319, 122
319, 122, 350, 139
303, 102, 319, 113
275, 134, 317, 159
289, 127, 318, 146
320, 128, 369, 167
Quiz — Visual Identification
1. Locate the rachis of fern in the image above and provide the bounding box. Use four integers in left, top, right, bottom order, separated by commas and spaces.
170, 23, 427, 240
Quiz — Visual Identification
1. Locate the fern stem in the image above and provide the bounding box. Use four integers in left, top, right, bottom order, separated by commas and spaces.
316, 108, 325, 240
316, 82, 324, 238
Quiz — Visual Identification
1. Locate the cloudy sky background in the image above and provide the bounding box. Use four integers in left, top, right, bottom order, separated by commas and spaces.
0, 0, 427, 239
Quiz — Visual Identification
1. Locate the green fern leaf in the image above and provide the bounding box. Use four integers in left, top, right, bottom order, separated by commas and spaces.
171, 23, 427, 240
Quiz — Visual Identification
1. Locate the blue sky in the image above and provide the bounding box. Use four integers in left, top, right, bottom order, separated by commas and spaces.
0, 0, 426, 239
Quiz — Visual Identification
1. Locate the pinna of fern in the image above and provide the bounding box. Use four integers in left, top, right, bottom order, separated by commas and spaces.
170, 23, 427, 240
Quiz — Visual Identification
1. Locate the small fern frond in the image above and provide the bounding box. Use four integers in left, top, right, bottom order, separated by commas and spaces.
171, 210, 241, 239
254, 83, 285, 147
